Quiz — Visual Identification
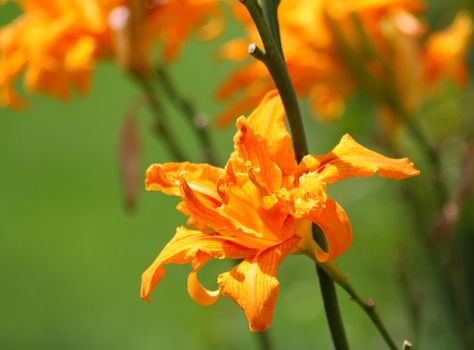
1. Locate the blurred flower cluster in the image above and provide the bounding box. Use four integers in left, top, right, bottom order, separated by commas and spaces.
217, 0, 472, 126
0, 0, 222, 107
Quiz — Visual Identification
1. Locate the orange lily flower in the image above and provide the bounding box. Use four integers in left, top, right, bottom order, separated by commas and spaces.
216, 0, 472, 126
0, 0, 118, 107
0, 0, 222, 107
142, 91, 419, 332
423, 11, 473, 91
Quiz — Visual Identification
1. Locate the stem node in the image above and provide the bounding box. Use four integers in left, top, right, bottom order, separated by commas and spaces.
248, 43, 267, 63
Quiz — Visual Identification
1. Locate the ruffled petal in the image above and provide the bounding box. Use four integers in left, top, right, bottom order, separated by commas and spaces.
180, 175, 236, 233
141, 226, 256, 302
187, 253, 221, 306
187, 271, 221, 306
300, 134, 420, 183
180, 176, 273, 250
277, 172, 328, 218
307, 199, 352, 262
230, 115, 283, 193
145, 162, 224, 201
217, 236, 300, 332
217, 179, 290, 242
246, 91, 298, 176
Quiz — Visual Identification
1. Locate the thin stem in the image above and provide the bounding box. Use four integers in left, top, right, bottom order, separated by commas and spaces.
155, 67, 218, 165
261, 0, 284, 58
320, 262, 401, 350
342, 287, 398, 350
241, 0, 308, 159
255, 331, 274, 350
240, 1, 349, 349
134, 75, 187, 161
317, 265, 351, 350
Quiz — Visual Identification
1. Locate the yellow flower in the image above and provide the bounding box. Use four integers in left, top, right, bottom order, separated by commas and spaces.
216, 0, 471, 126
141, 91, 419, 332
0, 0, 222, 107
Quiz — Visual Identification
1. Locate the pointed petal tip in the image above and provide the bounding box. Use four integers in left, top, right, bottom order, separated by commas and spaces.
402, 159, 421, 178
235, 115, 248, 129
187, 271, 221, 306
140, 283, 152, 302
141, 294, 151, 303
314, 133, 422, 182
249, 323, 271, 333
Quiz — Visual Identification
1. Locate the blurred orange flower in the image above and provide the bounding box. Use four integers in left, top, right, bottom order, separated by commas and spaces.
423, 11, 473, 91
0, 0, 222, 107
216, 0, 472, 126
141, 91, 419, 332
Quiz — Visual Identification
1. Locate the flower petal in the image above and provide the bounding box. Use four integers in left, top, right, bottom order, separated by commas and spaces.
215, 63, 266, 101
145, 162, 224, 200
152, 0, 223, 62
180, 176, 273, 250
424, 11, 473, 88
216, 38, 251, 61
187, 253, 221, 306
301, 134, 420, 183
277, 171, 328, 218
230, 115, 283, 193
217, 179, 290, 242
246, 91, 298, 176
217, 236, 300, 332
141, 226, 256, 302
307, 199, 352, 262
179, 175, 236, 232
187, 272, 221, 306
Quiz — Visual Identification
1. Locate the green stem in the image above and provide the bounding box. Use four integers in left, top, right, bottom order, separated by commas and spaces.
320, 261, 401, 350
242, 0, 308, 160
255, 331, 274, 350
317, 265, 351, 350
241, 1, 349, 349
261, 0, 283, 58
155, 67, 218, 165
134, 75, 187, 161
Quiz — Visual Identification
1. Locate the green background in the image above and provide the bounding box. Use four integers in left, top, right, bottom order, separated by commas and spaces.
1, 1, 473, 349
